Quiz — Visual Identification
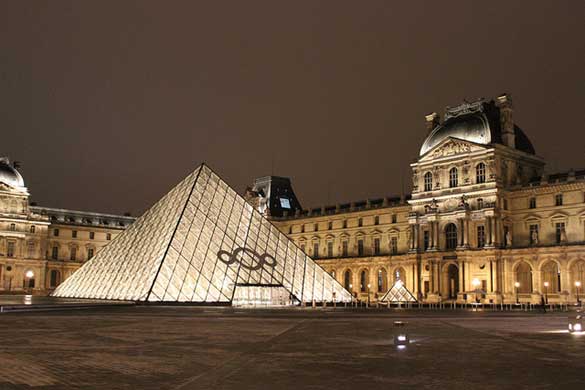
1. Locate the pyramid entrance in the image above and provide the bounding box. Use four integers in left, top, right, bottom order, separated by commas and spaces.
53, 164, 352, 305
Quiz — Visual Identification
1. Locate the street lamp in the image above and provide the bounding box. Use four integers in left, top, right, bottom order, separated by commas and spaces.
544, 281, 549, 305
514, 282, 520, 304
472, 278, 481, 304
24, 270, 34, 294
575, 281, 581, 306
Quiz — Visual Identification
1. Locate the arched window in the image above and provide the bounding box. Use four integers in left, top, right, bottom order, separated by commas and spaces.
377, 268, 388, 292
344, 270, 352, 291
360, 270, 369, 292
570, 260, 585, 294
445, 223, 458, 250
424, 172, 433, 192
449, 167, 458, 188
542, 261, 561, 292
515, 262, 533, 293
476, 163, 486, 184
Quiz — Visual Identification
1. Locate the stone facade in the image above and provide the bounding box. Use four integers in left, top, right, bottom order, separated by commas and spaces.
268, 95, 585, 305
0, 159, 135, 294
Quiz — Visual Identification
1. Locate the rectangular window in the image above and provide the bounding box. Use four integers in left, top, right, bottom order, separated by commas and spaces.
357, 239, 364, 256
30, 225, 35, 233
301, 225, 305, 233
314, 223, 318, 232
374, 216, 379, 225
51, 246, 59, 260
72, 230, 77, 238
7, 242, 15, 257
503, 199, 508, 210
555, 194, 563, 206
327, 241, 333, 257
529, 224, 539, 245
358, 218, 363, 227
328, 222, 332, 230
9, 223, 15, 231
390, 237, 398, 255
555, 222, 565, 244
374, 238, 380, 255
477, 225, 485, 248
106, 233, 111, 240
89, 231, 95, 240
529, 197, 536, 209
313, 243, 319, 258
70, 247, 77, 261
392, 214, 397, 224
87, 248, 94, 259
53, 229, 59, 237
342, 220, 347, 229
342, 241, 348, 257
423, 230, 430, 250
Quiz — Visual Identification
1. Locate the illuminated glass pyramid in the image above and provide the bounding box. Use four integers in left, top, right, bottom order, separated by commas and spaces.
53, 164, 352, 304
379, 280, 417, 303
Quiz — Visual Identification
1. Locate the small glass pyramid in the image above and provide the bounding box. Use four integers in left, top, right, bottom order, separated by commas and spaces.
379, 280, 417, 303
53, 164, 353, 304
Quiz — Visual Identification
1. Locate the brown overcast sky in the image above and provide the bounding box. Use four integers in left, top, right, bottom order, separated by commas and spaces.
1, 1, 583, 215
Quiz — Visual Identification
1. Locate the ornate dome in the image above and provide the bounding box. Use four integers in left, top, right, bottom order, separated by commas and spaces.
419, 99, 535, 156
0, 158, 25, 188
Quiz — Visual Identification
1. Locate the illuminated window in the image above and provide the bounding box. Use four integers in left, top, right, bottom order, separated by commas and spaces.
477, 226, 485, 248
424, 172, 433, 192
7, 241, 15, 257
449, 167, 458, 188
313, 243, 319, 258
555, 222, 565, 244
476, 163, 486, 184
445, 223, 458, 250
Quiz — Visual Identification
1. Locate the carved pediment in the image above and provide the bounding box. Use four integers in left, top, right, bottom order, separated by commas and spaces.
419, 137, 486, 162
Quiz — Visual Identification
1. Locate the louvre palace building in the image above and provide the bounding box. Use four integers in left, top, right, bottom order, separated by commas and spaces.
0, 158, 134, 294
257, 94, 585, 305
3, 93, 585, 305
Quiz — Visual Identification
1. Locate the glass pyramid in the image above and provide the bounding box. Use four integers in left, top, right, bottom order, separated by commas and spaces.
379, 281, 417, 303
53, 164, 353, 304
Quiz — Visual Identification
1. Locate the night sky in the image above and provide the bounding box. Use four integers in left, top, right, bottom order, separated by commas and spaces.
1, 1, 583, 216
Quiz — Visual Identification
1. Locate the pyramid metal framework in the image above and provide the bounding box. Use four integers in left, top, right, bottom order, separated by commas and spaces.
53, 164, 353, 304
379, 281, 417, 303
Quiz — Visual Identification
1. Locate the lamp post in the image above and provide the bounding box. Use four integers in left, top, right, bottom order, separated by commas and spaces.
514, 282, 520, 304
349, 284, 353, 307
24, 270, 34, 294
543, 281, 549, 305
576, 281, 581, 306
472, 278, 481, 304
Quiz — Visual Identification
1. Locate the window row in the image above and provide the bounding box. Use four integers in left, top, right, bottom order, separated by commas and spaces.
290, 214, 399, 234
300, 236, 400, 258
53, 228, 111, 240
423, 162, 486, 192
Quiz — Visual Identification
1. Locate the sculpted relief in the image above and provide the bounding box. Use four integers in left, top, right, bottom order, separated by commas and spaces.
430, 140, 472, 159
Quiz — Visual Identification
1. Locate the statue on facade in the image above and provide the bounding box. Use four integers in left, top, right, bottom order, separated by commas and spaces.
505, 230, 512, 247
458, 195, 469, 209
531, 229, 539, 245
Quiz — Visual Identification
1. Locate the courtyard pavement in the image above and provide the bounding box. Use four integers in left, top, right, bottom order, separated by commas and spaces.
0, 306, 583, 389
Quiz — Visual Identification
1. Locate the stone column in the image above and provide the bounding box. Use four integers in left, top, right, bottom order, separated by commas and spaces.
413, 224, 420, 252
458, 260, 464, 295
463, 219, 469, 247
430, 222, 435, 249
490, 217, 496, 247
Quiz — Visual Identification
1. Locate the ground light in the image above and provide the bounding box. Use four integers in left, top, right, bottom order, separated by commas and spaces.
568, 310, 583, 333
393, 321, 409, 349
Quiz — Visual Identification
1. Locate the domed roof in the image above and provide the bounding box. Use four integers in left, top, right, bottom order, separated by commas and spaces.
419, 100, 535, 156
0, 158, 25, 188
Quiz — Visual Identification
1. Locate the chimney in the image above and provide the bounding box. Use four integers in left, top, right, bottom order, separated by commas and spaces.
496, 94, 515, 149
425, 112, 440, 133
